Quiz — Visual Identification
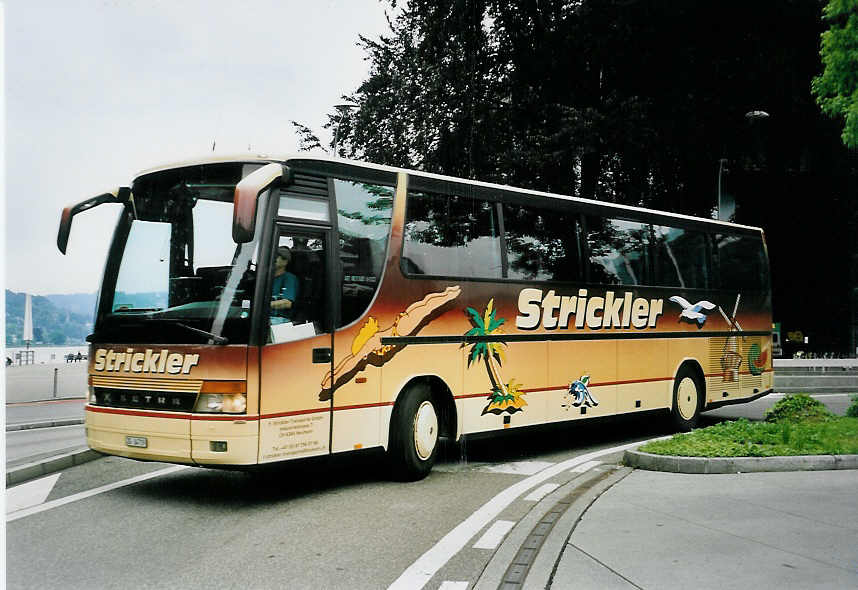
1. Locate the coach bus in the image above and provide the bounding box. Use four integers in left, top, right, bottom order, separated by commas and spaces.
58, 156, 773, 480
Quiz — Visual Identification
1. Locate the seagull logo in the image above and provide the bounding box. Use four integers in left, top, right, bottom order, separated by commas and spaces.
669, 296, 716, 327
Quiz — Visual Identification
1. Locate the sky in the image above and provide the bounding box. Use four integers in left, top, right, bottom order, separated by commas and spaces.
3, 0, 391, 296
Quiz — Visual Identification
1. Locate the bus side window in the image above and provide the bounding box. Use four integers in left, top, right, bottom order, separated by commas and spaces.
502, 203, 582, 282
652, 225, 709, 289
268, 234, 327, 344
715, 233, 767, 292
403, 188, 502, 279
586, 216, 650, 286
334, 179, 394, 327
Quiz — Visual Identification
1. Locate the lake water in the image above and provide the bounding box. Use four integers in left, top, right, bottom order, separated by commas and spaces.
6, 345, 89, 365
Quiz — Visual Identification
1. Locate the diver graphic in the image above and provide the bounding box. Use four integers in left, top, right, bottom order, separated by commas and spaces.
669, 296, 716, 327
565, 375, 598, 409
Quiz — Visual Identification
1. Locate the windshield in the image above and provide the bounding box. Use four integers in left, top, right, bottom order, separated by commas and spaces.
96, 163, 263, 344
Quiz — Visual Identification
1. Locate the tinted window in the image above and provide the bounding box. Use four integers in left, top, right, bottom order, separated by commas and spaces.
586, 217, 650, 285
713, 233, 768, 291
403, 189, 502, 279
502, 203, 582, 282
652, 225, 710, 289
335, 179, 394, 326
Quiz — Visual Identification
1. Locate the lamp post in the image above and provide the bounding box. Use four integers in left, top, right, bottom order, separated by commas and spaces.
332, 102, 358, 157
717, 110, 770, 222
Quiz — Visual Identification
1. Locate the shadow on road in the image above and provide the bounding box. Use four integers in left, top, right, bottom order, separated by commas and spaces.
120, 410, 691, 508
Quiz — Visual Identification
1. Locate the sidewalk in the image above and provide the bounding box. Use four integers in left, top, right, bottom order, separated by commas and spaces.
474, 459, 858, 590
553, 468, 858, 589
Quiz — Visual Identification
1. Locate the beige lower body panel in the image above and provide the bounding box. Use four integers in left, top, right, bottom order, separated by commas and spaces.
331, 405, 381, 454
86, 409, 192, 464
86, 408, 259, 465
258, 412, 330, 463
190, 419, 259, 465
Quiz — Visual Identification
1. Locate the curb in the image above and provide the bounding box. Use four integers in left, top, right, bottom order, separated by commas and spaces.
7, 418, 85, 432
6, 448, 102, 487
473, 464, 632, 590
624, 449, 858, 474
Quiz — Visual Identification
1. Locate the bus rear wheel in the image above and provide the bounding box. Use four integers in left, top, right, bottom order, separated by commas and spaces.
670, 366, 703, 431
388, 383, 438, 481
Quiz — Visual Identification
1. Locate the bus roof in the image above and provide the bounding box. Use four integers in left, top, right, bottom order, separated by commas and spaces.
133, 153, 764, 234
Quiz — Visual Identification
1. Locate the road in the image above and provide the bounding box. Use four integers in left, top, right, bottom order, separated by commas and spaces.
6, 393, 855, 590
6, 425, 87, 467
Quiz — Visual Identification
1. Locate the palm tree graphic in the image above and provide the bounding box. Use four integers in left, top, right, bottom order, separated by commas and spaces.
463, 299, 527, 415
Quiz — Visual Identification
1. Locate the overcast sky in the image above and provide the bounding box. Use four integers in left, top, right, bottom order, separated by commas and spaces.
4, 0, 390, 295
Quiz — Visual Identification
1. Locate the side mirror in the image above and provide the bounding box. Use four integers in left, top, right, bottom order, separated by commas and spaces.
57, 187, 130, 254
233, 163, 292, 243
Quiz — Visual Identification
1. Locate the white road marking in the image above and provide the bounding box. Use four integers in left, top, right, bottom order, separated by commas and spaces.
7, 465, 188, 522
569, 460, 602, 474
472, 520, 516, 550
438, 582, 469, 590
6, 473, 61, 514
523, 483, 560, 502
482, 460, 555, 475
387, 437, 666, 590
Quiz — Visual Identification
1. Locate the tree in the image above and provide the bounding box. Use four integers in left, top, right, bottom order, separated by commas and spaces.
812, 0, 858, 148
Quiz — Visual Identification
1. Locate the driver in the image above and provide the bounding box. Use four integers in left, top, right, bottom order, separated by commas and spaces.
270, 246, 299, 322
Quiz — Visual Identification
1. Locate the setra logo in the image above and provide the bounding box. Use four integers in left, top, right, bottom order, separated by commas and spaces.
92, 348, 200, 375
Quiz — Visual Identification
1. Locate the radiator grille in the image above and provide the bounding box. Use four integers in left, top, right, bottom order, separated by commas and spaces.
91, 375, 202, 392
90, 375, 203, 412
92, 388, 198, 412
708, 336, 740, 392
741, 337, 763, 389
708, 335, 762, 392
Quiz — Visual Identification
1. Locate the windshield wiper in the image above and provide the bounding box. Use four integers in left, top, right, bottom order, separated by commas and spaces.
172, 321, 229, 345
146, 319, 229, 345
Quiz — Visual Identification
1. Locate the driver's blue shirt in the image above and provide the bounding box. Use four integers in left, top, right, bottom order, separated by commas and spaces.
271, 271, 299, 320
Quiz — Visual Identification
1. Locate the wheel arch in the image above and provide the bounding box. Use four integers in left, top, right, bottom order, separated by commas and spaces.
672, 357, 706, 407
386, 374, 458, 448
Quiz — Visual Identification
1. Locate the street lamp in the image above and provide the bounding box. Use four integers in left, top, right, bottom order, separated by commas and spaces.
332, 102, 358, 157
717, 110, 770, 221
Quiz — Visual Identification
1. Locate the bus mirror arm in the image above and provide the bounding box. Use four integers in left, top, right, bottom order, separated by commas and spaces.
233, 163, 293, 244
57, 187, 130, 254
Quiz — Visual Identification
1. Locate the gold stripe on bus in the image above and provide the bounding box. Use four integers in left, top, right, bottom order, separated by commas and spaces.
90, 375, 203, 392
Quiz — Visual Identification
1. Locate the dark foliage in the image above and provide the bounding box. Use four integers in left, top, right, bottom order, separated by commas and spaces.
298, 0, 858, 352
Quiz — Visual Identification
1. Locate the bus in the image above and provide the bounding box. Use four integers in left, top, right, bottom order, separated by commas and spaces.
58, 155, 773, 480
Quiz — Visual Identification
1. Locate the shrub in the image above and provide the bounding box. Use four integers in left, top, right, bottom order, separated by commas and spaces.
764, 393, 832, 423
846, 395, 858, 418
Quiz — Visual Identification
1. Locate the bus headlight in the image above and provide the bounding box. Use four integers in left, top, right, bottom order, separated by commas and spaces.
193, 393, 247, 414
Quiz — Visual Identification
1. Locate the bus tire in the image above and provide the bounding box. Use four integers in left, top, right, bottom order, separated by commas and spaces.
388, 382, 438, 481
670, 366, 703, 431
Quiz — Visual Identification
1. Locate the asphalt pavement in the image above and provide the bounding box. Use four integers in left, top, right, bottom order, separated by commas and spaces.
5, 363, 858, 589
5, 363, 89, 484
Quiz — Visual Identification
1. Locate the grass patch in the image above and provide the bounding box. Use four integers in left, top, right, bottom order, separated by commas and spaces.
846, 395, 858, 418
764, 393, 832, 423
640, 395, 858, 458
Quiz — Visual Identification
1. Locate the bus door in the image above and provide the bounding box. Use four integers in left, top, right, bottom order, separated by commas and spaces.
258, 225, 336, 463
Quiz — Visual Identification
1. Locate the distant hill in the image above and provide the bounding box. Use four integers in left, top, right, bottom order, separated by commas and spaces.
44, 293, 98, 317
6, 290, 94, 346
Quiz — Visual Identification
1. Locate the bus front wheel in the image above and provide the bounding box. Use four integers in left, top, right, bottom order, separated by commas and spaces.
388, 382, 438, 481
670, 366, 703, 431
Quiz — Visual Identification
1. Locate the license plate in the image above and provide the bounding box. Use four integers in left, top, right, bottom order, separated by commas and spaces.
126, 436, 148, 448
